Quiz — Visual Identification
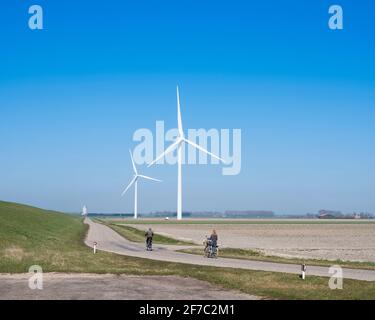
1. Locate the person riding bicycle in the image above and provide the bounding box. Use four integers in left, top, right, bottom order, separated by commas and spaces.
206, 229, 218, 257
209, 229, 218, 249
145, 228, 154, 251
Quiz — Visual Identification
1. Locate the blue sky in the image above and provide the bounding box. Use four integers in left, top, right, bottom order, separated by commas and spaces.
0, 0, 374, 214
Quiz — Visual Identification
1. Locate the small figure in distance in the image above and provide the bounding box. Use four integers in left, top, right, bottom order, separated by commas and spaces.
145, 227, 154, 251
209, 229, 218, 248
205, 229, 218, 258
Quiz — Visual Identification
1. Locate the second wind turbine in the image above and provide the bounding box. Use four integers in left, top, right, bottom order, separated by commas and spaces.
122, 150, 162, 219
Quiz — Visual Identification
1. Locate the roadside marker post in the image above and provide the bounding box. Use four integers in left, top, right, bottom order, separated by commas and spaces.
301, 263, 307, 280
93, 241, 97, 254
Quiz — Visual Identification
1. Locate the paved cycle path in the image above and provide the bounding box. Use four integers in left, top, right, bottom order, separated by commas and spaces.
85, 218, 375, 282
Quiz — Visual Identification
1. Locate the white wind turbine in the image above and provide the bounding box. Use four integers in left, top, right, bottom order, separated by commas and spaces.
148, 86, 225, 220
122, 150, 162, 219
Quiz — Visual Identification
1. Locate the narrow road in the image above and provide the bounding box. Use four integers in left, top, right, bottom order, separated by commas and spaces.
84, 218, 375, 282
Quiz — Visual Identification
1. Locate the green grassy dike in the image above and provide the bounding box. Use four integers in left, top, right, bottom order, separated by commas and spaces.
1, 200, 375, 300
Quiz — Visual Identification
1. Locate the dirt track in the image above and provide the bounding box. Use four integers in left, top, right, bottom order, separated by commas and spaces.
0, 273, 257, 300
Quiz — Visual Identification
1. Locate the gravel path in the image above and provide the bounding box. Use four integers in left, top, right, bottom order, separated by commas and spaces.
0, 273, 257, 300
85, 219, 375, 282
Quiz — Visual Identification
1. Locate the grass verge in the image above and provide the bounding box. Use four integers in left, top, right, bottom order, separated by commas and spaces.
179, 247, 375, 271
96, 220, 195, 245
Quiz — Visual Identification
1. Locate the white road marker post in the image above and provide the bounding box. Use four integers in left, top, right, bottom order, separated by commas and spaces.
301, 263, 307, 280
93, 241, 97, 254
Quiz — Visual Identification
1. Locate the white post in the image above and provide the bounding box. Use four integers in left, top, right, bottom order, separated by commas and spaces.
134, 180, 138, 219
177, 144, 182, 220
93, 242, 97, 254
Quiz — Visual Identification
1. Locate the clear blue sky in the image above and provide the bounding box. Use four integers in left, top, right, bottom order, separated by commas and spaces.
1, 0, 374, 214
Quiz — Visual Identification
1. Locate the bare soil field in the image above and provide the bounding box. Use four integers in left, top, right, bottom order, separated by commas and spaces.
128, 222, 375, 262
0, 273, 258, 300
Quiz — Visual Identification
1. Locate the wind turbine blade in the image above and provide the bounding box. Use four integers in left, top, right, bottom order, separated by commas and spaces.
129, 149, 137, 175
147, 139, 181, 167
138, 174, 162, 182
121, 176, 137, 196
184, 139, 226, 163
177, 86, 184, 137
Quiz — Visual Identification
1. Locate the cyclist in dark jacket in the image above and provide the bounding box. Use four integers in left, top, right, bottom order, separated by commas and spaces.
209, 229, 218, 248
145, 228, 154, 250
